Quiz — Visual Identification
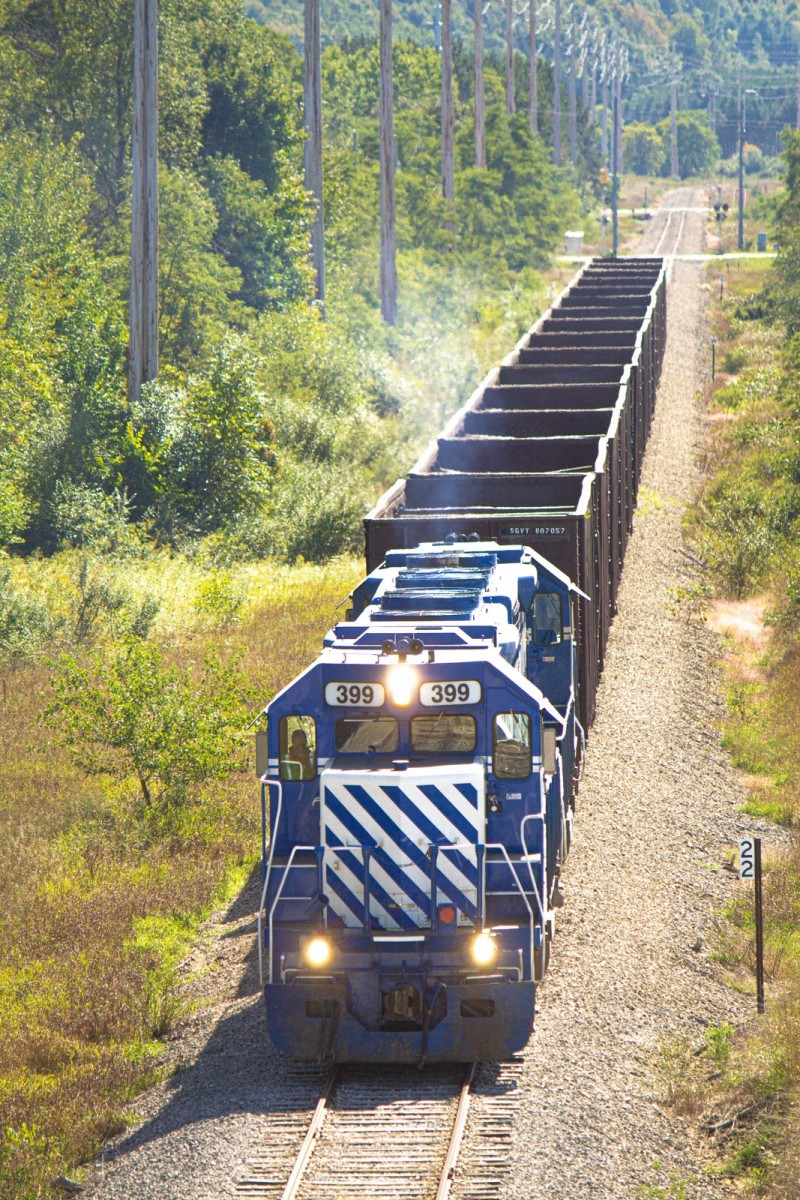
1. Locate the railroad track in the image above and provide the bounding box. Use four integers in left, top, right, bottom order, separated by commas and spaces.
236, 1060, 522, 1200
647, 200, 692, 268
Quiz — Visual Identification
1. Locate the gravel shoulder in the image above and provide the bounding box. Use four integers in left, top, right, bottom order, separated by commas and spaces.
83, 188, 773, 1200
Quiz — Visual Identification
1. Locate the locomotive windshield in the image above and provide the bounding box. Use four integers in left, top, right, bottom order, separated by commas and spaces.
410, 714, 477, 754
334, 716, 399, 754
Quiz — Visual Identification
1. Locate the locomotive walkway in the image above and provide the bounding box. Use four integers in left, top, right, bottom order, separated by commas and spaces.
81, 187, 775, 1200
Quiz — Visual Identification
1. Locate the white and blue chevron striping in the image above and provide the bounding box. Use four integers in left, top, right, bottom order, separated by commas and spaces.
321, 766, 485, 930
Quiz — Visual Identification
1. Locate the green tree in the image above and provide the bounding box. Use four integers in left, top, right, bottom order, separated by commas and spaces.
657, 110, 720, 179
157, 165, 246, 367
205, 155, 312, 312
45, 640, 252, 809
150, 336, 276, 534
772, 129, 800, 338
623, 122, 664, 176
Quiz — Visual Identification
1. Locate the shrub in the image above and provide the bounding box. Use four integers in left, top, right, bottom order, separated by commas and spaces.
192, 569, 245, 626
52, 483, 141, 556
44, 641, 253, 811
0, 559, 52, 665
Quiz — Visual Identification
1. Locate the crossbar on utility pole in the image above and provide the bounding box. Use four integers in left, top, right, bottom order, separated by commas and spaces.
130, 0, 158, 406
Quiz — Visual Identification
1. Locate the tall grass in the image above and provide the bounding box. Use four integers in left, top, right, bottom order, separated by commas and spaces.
0, 551, 363, 1198
681, 261, 800, 1195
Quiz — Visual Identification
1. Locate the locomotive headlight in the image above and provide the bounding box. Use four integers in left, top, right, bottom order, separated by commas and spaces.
305, 936, 331, 967
471, 932, 497, 966
387, 664, 416, 707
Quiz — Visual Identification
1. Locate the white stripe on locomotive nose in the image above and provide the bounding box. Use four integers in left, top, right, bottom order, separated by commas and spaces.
325, 804, 433, 897
323, 790, 478, 922
372, 782, 477, 854
335, 782, 478, 893
324, 795, 476, 904
323, 831, 403, 928
432, 780, 483, 828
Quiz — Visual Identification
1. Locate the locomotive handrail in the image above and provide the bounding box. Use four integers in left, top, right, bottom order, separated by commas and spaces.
259, 777, 282, 884
261, 839, 542, 985
260, 841, 316, 987
434, 840, 542, 979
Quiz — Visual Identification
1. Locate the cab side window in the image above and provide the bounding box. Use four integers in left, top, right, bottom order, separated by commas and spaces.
531, 592, 563, 647
492, 712, 532, 779
279, 715, 317, 780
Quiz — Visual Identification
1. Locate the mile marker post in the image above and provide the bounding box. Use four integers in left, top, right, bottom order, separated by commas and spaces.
711, 335, 717, 380
738, 836, 765, 1013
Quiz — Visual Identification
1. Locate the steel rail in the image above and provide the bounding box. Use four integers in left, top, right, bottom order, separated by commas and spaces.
279, 1068, 338, 1200
435, 1062, 476, 1200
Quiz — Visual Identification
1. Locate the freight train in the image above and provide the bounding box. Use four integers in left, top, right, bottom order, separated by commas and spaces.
255, 257, 667, 1064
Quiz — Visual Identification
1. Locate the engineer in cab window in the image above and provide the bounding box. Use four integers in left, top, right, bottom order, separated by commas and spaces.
280, 717, 317, 781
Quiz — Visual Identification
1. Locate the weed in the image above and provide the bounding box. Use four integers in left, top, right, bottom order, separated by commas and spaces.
706, 1022, 735, 1067
193, 568, 244, 626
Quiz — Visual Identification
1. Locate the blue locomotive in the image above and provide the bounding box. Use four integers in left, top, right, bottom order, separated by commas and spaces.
256, 539, 582, 1063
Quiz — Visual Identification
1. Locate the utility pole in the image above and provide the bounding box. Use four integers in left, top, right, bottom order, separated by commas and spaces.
615, 41, 624, 182
580, 26, 589, 111
589, 56, 597, 123
553, 0, 562, 165
529, 0, 538, 135
474, 0, 486, 166
568, 19, 577, 165
130, 0, 158, 405
796, 44, 800, 130
618, 29, 623, 255
669, 47, 679, 178
441, 0, 455, 226
379, 0, 396, 324
304, 0, 324, 306
738, 78, 745, 251
505, 0, 515, 116
600, 43, 609, 166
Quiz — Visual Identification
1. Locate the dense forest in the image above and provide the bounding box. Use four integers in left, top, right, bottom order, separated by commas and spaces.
0, 0, 597, 573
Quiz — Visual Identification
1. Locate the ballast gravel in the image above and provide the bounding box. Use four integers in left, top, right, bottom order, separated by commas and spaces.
83, 188, 775, 1200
